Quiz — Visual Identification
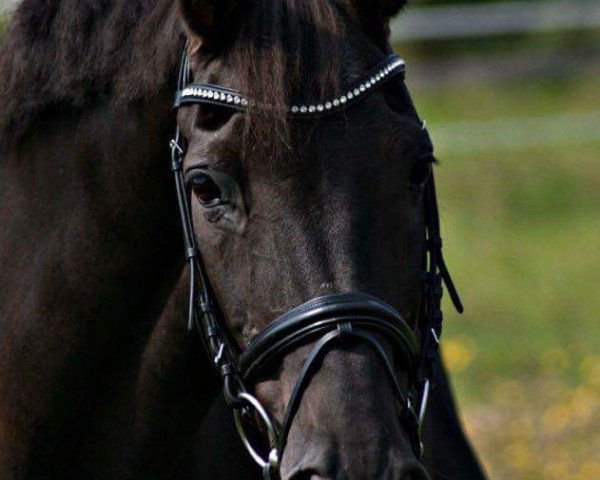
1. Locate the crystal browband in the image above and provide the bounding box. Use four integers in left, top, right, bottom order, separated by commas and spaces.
174, 54, 406, 118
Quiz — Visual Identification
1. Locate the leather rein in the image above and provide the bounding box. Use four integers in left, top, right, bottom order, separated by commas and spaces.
169, 47, 463, 479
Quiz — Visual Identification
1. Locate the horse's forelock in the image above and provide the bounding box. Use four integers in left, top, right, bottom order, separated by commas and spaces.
225, 0, 351, 159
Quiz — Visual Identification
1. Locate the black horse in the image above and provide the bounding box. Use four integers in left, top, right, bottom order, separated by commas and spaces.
0, 1, 485, 479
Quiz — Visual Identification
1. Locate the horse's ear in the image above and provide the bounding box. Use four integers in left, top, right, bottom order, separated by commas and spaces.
353, 0, 407, 47
365, 0, 408, 18
178, 0, 239, 51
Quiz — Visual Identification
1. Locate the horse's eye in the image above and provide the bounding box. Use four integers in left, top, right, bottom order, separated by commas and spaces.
190, 173, 223, 205
409, 162, 432, 188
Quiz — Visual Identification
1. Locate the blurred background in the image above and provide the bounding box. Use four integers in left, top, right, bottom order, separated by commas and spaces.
1, 0, 597, 478
392, 1, 599, 478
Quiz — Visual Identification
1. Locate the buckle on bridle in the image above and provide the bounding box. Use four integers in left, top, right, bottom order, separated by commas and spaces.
213, 343, 225, 365
418, 378, 431, 428
169, 138, 185, 172
169, 138, 184, 157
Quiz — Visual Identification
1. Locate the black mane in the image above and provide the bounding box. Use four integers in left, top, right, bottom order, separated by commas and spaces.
0, 0, 399, 149
0, 0, 182, 145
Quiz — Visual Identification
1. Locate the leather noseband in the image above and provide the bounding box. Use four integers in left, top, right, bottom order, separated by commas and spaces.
239, 293, 421, 456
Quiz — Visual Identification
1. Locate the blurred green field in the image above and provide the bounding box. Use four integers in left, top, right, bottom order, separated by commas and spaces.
412, 73, 599, 479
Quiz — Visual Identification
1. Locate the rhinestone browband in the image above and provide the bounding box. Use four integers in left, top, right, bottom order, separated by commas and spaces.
174, 54, 406, 118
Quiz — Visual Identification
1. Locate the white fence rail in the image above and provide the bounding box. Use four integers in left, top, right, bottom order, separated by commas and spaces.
391, 0, 600, 41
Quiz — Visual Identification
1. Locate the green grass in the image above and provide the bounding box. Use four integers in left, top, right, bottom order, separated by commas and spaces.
412, 73, 600, 122
412, 73, 599, 479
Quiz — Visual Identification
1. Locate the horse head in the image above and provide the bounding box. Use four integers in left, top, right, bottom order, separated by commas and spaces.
171, 1, 462, 478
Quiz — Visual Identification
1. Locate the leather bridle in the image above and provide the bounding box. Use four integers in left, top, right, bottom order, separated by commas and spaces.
169, 46, 463, 480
